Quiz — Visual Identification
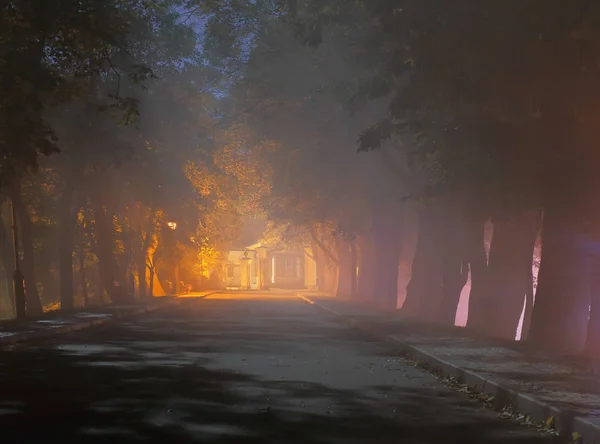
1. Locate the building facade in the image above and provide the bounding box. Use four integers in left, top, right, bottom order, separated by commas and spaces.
223, 245, 317, 290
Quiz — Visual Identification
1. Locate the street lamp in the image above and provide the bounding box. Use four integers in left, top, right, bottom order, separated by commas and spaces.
166, 221, 180, 295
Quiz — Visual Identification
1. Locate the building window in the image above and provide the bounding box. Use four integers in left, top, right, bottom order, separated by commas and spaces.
276, 257, 297, 278
227, 264, 235, 278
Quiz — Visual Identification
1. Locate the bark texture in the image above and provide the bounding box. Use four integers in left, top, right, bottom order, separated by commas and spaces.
372, 213, 402, 310
403, 202, 444, 317
482, 213, 538, 339
58, 185, 78, 310
10, 182, 43, 315
357, 237, 376, 301
335, 238, 354, 298
528, 205, 592, 353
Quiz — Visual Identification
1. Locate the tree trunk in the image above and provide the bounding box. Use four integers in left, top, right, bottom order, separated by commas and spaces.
349, 240, 357, 299
58, 186, 77, 310
94, 263, 106, 304
521, 263, 535, 341
586, 258, 600, 357
480, 213, 538, 339
311, 227, 338, 294
372, 240, 400, 309
403, 203, 444, 317
357, 236, 376, 301
436, 257, 467, 325
522, 216, 542, 341
323, 262, 337, 295
435, 209, 468, 326
372, 215, 402, 310
78, 245, 88, 307
137, 240, 148, 300
90, 199, 130, 304
465, 218, 489, 331
137, 219, 157, 299
311, 238, 326, 292
335, 238, 353, 298
528, 205, 592, 353
10, 183, 43, 315
147, 254, 156, 297
148, 266, 155, 297
0, 211, 15, 315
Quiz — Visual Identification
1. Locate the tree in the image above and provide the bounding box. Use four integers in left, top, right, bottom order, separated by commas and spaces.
281, 0, 600, 352
0, 0, 274, 314
209, 6, 411, 305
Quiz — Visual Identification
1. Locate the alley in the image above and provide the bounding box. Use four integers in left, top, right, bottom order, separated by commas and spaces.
0, 293, 555, 443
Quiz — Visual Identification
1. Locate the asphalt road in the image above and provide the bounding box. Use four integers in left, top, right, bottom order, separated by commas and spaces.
0, 292, 557, 443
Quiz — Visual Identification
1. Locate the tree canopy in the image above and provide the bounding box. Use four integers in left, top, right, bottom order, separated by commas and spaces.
3, 0, 600, 357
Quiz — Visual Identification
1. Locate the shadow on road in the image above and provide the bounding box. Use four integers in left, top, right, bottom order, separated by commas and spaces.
0, 301, 556, 443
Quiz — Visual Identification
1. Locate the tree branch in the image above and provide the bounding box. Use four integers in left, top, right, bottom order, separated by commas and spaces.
303, 247, 317, 261
309, 225, 338, 266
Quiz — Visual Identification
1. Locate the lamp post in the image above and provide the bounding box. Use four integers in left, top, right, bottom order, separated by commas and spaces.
10, 198, 26, 319
167, 221, 180, 295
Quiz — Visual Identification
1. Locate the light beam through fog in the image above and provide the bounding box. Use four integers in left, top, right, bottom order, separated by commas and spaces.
2, 3, 600, 440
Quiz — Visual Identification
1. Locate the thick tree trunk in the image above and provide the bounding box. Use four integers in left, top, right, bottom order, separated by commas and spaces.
586, 259, 600, 357
481, 214, 538, 339
58, 186, 77, 310
147, 254, 156, 297
137, 213, 159, 299
436, 256, 468, 325
403, 199, 467, 324
466, 214, 538, 339
10, 183, 43, 315
357, 236, 376, 301
91, 200, 130, 304
313, 241, 326, 292
78, 245, 88, 307
148, 265, 155, 298
521, 263, 535, 341
121, 228, 134, 295
435, 209, 468, 326
372, 241, 400, 309
0, 212, 15, 315
465, 218, 489, 331
528, 206, 592, 353
311, 227, 338, 294
335, 238, 353, 298
137, 255, 148, 299
372, 215, 402, 310
94, 264, 106, 304
324, 262, 338, 295
403, 203, 444, 317
349, 240, 357, 299
136, 232, 150, 300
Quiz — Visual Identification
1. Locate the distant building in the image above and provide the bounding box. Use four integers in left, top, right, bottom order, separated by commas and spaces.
222, 243, 317, 290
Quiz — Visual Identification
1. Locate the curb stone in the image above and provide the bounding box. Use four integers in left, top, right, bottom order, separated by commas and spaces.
0, 292, 219, 346
298, 294, 596, 443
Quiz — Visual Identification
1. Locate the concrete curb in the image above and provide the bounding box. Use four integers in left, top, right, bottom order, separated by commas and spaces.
298, 294, 597, 443
0, 292, 220, 346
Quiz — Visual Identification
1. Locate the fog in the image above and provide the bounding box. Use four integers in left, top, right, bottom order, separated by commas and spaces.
2, 1, 600, 357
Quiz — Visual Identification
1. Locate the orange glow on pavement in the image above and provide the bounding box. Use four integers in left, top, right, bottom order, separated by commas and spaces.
204, 292, 302, 301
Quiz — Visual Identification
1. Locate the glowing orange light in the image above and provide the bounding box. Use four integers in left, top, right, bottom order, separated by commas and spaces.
167, 221, 177, 230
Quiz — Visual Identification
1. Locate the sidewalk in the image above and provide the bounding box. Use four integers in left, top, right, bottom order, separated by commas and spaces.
299, 293, 600, 443
0, 291, 218, 346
